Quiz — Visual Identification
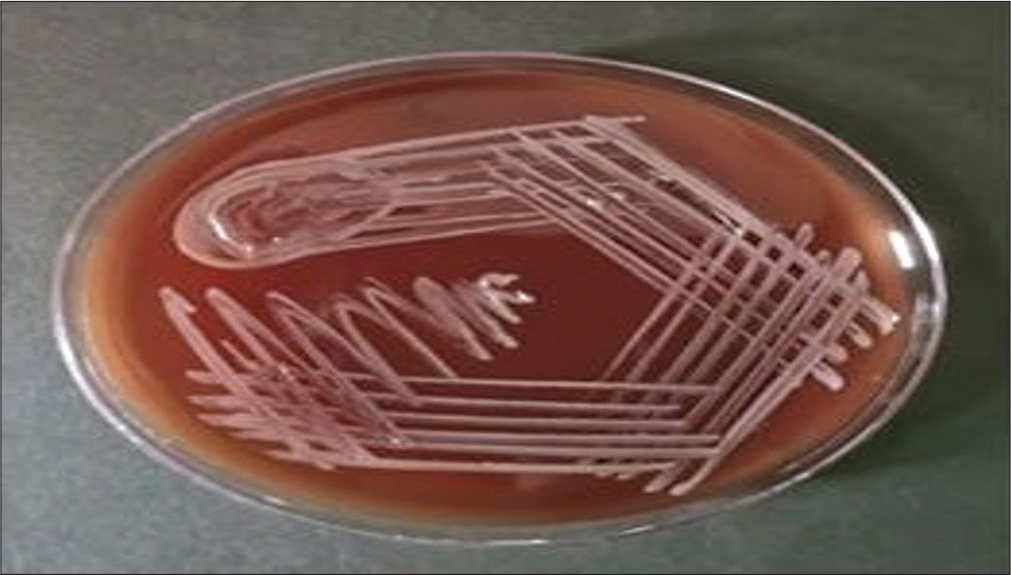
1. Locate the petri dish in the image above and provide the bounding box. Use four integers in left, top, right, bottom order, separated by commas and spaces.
53, 52, 947, 543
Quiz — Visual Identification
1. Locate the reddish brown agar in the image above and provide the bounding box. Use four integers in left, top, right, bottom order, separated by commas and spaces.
78, 63, 910, 525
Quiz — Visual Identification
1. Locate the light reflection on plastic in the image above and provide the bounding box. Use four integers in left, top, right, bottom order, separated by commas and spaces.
889, 230, 917, 270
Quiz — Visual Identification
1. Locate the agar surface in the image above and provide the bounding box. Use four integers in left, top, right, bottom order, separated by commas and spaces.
164, 116, 898, 495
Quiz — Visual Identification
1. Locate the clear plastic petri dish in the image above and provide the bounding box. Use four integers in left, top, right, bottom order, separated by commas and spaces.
53, 52, 947, 544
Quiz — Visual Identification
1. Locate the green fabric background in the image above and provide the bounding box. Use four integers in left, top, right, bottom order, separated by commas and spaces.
2, 3, 1007, 573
